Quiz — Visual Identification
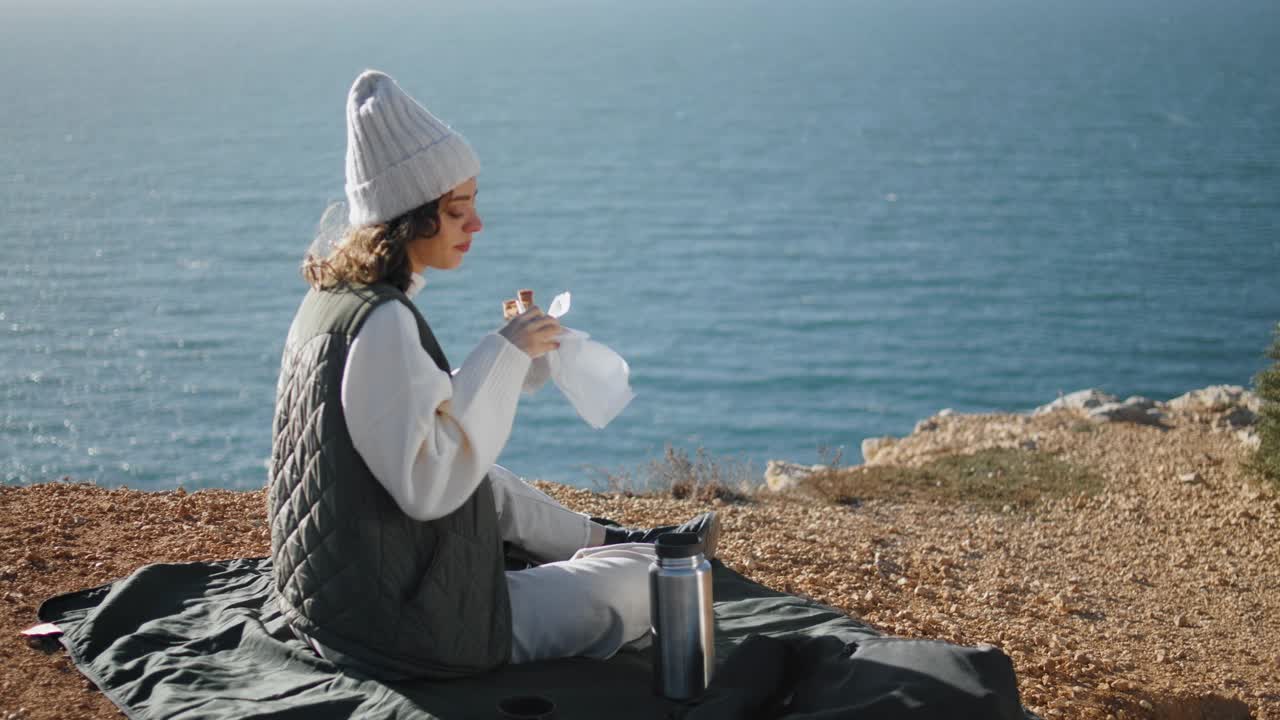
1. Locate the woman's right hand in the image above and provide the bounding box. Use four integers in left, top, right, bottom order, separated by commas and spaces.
498, 306, 562, 359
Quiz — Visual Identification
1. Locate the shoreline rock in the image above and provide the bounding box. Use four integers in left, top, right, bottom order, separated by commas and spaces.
825, 384, 1264, 475
763, 460, 828, 492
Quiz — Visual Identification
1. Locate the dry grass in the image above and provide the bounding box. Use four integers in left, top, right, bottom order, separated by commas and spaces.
802, 448, 1105, 512
584, 444, 756, 504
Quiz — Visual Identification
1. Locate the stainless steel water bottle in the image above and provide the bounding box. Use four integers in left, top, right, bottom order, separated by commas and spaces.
649, 532, 715, 700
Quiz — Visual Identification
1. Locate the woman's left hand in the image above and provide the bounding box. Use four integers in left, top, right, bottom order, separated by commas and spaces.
498, 307, 562, 359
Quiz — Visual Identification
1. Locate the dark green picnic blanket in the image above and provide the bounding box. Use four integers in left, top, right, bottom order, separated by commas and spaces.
38, 558, 1036, 719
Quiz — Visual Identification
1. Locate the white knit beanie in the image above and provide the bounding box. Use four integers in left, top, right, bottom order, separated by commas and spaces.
343, 70, 480, 227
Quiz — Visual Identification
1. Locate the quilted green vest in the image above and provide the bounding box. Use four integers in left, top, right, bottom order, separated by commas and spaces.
268, 282, 511, 678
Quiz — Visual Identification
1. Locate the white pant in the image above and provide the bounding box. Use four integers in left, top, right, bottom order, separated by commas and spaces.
489, 465, 656, 664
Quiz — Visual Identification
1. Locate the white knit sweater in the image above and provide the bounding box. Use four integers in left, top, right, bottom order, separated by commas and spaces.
340, 273, 549, 521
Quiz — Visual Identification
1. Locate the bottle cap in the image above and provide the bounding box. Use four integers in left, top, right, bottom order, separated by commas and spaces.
655, 532, 704, 559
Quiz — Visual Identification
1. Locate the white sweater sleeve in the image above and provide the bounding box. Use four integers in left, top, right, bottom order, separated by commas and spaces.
341, 301, 531, 522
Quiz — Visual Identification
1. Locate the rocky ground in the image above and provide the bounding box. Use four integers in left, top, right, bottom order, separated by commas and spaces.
1, 386, 1277, 719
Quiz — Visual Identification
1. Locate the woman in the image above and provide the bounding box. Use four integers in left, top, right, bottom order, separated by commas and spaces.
267, 70, 718, 680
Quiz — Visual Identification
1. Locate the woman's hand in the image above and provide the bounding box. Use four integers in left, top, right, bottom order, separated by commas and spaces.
498, 306, 562, 359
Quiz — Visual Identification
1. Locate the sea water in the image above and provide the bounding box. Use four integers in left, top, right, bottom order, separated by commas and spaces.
2, 0, 1278, 489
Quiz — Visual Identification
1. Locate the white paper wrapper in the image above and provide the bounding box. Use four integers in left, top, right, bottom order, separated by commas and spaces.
544, 292, 635, 429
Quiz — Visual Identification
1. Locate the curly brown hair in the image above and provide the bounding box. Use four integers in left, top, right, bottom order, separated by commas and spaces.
301, 197, 444, 293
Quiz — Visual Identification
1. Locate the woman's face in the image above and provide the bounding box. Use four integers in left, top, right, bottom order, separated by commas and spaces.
408, 177, 483, 272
